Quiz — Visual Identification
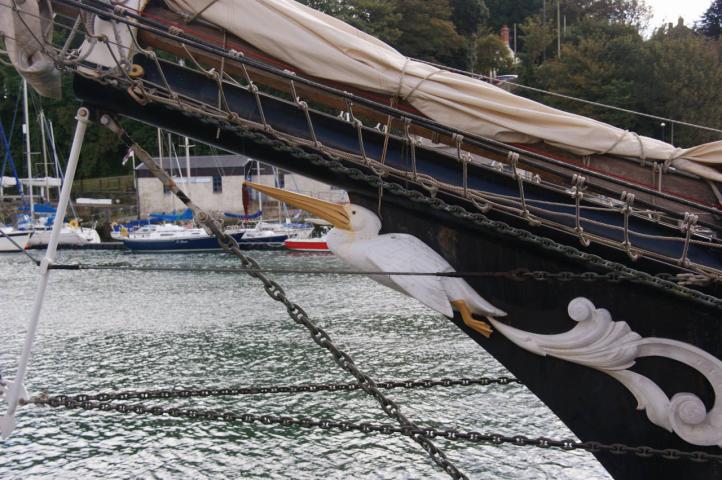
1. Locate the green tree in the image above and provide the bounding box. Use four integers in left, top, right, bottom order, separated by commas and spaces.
391, 0, 466, 67
298, 0, 403, 44
474, 31, 514, 75
449, 0, 490, 70
640, 21, 722, 146
450, 0, 489, 36
485, 0, 543, 32
698, 0, 722, 39
559, 0, 651, 27
518, 14, 555, 67
523, 20, 646, 131
297, 0, 345, 16
341, 0, 402, 45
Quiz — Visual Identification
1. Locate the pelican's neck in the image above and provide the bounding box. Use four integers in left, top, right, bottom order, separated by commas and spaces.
326, 224, 378, 252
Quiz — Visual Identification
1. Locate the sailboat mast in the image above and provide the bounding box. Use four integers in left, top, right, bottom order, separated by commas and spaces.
48, 120, 61, 179
39, 109, 49, 202
22, 79, 34, 218
273, 166, 282, 221
157, 128, 164, 172
184, 136, 191, 179
256, 160, 263, 214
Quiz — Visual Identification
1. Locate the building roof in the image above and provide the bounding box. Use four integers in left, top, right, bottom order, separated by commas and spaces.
136, 154, 276, 177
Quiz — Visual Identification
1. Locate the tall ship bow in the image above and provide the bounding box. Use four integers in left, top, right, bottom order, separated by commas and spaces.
1, 1, 721, 478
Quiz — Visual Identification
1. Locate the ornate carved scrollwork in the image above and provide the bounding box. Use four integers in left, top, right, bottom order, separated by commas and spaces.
490, 297, 722, 447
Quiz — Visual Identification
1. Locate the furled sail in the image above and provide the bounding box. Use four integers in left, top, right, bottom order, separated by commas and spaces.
3, 0, 721, 180
0, 0, 60, 97
165, 0, 722, 182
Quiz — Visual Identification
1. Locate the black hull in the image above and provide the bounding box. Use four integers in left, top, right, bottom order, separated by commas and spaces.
353, 189, 722, 480
73, 73, 722, 479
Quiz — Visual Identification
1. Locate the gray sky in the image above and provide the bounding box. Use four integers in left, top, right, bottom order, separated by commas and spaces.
646, 0, 711, 28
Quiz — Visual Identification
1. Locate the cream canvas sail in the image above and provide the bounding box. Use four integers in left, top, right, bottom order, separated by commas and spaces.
165, 0, 722, 182
3, 0, 721, 180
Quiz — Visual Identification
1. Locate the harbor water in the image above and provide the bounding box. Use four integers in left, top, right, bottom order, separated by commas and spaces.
0, 250, 610, 479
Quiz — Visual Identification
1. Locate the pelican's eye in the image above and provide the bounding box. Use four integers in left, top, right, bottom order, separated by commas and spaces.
352, 210, 356, 215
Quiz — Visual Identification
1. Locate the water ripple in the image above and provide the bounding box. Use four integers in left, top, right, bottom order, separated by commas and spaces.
0, 250, 610, 479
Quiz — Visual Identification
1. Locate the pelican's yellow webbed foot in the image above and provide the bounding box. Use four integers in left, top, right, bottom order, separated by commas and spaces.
450, 300, 493, 338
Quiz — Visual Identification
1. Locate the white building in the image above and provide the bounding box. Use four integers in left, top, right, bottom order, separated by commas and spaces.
136, 154, 347, 218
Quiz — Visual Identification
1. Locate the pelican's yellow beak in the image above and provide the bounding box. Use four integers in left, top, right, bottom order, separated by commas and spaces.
244, 181, 351, 230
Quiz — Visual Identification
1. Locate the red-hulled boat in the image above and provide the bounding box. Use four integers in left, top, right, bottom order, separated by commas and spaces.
283, 219, 331, 252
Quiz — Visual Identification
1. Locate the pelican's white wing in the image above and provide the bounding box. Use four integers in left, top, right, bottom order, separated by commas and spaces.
363, 233, 454, 317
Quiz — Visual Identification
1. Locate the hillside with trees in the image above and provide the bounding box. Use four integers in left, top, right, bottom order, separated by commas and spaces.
2, 0, 721, 180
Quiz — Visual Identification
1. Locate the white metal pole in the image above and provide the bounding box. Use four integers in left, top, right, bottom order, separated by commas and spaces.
22, 80, 34, 218
273, 166, 282, 221
132, 152, 140, 220
168, 132, 181, 210
0, 108, 89, 439
513, 24, 517, 55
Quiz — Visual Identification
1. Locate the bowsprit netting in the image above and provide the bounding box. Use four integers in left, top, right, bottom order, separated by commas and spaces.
1, 0, 721, 280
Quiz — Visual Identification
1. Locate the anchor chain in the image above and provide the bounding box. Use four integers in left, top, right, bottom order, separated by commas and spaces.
47, 262, 698, 285
190, 116, 721, 310
74, 60, 722, 306
31, 395, 722, 464
26, 377, 521, 403
100, 118, 467, 480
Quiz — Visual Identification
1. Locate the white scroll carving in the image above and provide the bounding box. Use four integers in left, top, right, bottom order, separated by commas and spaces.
489, 297, 722, 447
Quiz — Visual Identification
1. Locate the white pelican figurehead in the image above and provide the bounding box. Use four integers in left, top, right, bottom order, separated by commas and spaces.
245, 182, 506, 337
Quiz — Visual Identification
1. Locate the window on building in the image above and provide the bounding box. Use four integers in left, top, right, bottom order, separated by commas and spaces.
163, 183, 170, 195
278, 174, 285, 189
212, 175, 222, 193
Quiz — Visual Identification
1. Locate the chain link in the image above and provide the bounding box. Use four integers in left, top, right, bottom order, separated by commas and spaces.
205, 119, 721, 310
121, 139, 467, 479
27, 376, 520, 404
32, 395, 722, 464
47, 262, 689, 285
103, 98, 722, 475
10, 6, 718, 474
72, 38, 722, 474
50, 0, 722, 302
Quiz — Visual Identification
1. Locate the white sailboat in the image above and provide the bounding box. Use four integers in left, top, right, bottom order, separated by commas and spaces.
17, 80, 100, 248
0, 227, 31, 253
25, 221, 100, 247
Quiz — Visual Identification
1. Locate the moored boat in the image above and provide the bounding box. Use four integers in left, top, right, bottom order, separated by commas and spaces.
122, 223, 218, 252
121, 223, 287, 252
0, 227, 31, 253
284, 218, 331, 252
283, 238, 329, 252
26, 223, 100, 247
17, 208, 101, 248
